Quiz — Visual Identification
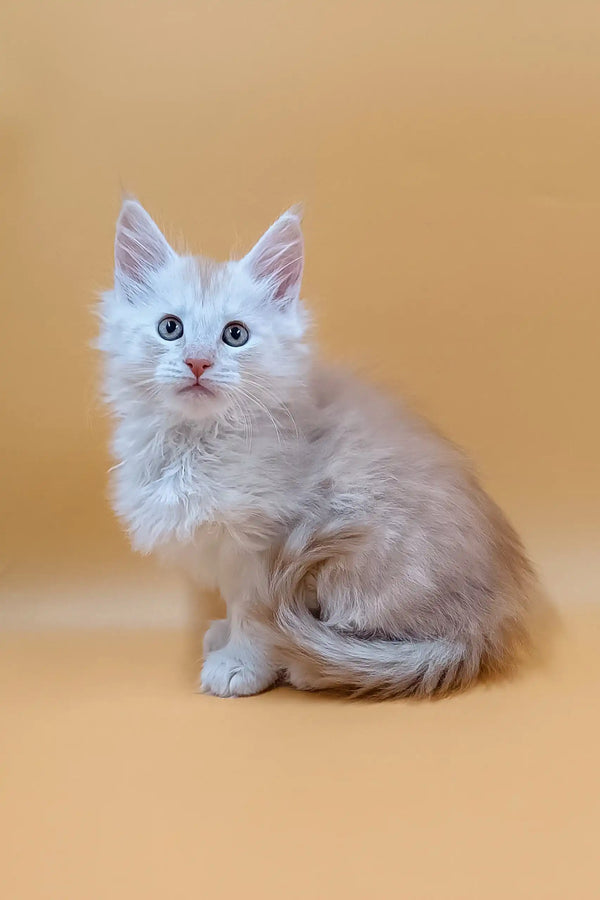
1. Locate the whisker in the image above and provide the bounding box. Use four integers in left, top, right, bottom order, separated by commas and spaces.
221, 387, 253, 448
235, 386, 283, 445
241, 376, 301, 440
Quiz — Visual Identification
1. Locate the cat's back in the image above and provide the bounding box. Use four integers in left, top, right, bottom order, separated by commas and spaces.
305, 361, 531, 601
306, 361, 465, 479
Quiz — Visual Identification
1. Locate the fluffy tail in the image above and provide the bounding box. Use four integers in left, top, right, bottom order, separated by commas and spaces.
274, 600, 479, 698
266, 528, 482, 699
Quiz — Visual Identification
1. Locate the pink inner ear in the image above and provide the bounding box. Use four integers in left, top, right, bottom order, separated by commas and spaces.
115, 201, 173, 285
247, 214, 304, 303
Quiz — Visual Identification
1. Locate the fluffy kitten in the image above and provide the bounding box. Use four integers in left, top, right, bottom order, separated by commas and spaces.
98, 199, 532, 698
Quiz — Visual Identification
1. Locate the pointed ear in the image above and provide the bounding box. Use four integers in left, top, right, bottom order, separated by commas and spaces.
243, 209, 304, 307
114, 199, 176, 300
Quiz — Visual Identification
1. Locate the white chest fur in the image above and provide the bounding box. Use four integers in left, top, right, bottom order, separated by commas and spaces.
110, 413, 303, 555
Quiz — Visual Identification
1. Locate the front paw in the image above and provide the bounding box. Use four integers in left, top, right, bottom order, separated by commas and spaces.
200, 647, 277, 698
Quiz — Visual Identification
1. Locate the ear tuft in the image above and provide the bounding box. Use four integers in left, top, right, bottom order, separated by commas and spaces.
243, 210, 304, 306
114, 199, 175, 299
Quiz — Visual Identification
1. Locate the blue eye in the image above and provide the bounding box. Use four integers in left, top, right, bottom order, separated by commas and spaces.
158, 316, 183, 341
222, 322, 249, 347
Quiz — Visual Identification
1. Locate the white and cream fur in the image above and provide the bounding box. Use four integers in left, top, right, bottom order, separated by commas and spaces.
98, 199, 532, 698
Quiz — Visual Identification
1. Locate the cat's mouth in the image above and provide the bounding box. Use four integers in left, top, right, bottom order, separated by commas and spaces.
178, 382, 216, 398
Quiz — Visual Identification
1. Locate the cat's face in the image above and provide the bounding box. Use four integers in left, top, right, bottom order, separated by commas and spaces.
99, 201, 308, 422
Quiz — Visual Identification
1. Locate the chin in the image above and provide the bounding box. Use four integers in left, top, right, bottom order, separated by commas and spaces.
169, 386, 231, 422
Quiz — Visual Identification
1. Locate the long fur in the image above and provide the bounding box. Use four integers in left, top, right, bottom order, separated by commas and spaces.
99, 199, 533, 699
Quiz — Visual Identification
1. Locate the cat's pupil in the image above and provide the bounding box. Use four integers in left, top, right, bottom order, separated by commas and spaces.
221, 321, 249, 347
166, 320, 176, 333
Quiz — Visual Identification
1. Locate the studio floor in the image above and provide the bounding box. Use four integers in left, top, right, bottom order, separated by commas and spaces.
1, 605, 598, 899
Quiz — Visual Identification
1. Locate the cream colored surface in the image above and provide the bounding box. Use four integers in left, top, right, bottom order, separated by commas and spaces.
1, 612, 599, 899
0, 0, 598, 896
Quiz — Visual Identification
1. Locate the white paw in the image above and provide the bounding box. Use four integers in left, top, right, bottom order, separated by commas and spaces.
203, 619, 230, 655
200, 647, 277, 698
286, 662, 315, 692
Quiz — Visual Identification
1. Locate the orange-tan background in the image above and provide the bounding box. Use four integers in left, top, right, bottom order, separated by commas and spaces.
1, 1, 599, 898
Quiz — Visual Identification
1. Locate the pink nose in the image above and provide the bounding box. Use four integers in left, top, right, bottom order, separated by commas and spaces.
185, 358, 213, 379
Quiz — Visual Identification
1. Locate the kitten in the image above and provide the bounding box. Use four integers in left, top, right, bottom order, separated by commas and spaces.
98, 199, 532, 698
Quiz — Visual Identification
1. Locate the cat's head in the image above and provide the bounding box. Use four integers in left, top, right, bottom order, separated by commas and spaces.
99, 199, 309, 422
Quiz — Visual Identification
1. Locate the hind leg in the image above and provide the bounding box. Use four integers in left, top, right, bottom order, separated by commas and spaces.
286, 661, 318, 692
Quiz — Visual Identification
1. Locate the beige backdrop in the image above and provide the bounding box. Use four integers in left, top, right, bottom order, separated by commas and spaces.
1, 1, 599, 898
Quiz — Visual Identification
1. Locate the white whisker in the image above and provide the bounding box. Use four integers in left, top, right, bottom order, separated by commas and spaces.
241, 376, 300, 440
235, 385, 283, 445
